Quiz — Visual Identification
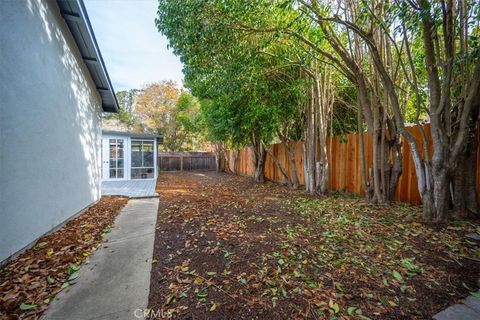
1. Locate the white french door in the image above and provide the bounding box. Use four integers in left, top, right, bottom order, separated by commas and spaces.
102, 137, 126, 180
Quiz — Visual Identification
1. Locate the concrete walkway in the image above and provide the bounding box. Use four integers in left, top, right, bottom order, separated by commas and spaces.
433, 292, 480, 320
44, 198, 159, 320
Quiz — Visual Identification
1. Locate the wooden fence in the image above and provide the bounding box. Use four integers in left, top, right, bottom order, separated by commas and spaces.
224, 124, 480, 205
159, 152, 216, 172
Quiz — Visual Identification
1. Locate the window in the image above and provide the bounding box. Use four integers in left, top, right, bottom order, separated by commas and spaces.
131, 140, 155, 179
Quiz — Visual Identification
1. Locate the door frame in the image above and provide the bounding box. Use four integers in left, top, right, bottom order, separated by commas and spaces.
102, 135, 130, 181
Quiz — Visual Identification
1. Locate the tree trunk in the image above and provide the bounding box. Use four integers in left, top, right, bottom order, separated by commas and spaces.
423, 168, 450, 222
214, 142, 224, 173
216, 155, 222, 173
304, 84, 316, 194
388, 133, 403, 201
222, 148, 233, 174
357, 95, 373, 201
453, 133, 479, 217
252, 143, 266, 183
283, 141, 299, 189
314, 71, 331, 195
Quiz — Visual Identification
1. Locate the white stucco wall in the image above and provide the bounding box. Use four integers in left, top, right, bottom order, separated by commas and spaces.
0, 0, 103, 262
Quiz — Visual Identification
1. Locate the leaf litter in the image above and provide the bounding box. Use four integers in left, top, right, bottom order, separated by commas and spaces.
149, 172, 479, 319
0, 196, 128, 319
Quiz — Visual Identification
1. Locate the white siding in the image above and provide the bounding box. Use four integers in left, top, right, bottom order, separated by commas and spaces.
0, 0, 103, 262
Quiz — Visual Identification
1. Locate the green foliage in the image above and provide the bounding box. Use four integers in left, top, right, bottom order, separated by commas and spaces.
174, 92, 206, 150
116, 108, 136, 127
156, 0, 309, 147
103, 89, 139, 129
156, 0, 480, 147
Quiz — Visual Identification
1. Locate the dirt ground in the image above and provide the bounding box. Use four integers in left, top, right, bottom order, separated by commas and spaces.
0, 196, 128, 320
149, 172, 480, 320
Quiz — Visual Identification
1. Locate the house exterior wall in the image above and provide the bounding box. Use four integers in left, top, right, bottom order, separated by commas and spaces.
0, 0, 103, 262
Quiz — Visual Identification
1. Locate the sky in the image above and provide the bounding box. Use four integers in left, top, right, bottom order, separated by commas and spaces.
84, 0, 184, 91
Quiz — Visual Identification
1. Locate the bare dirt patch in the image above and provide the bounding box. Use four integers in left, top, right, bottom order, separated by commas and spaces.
0, 196, 128, 319
149, 172, 479, 319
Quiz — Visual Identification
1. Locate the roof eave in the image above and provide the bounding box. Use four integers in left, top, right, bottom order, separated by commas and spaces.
57, 0, 119, 113
102, 130, 164, 142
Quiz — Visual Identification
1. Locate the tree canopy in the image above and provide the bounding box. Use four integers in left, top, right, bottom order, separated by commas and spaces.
156, 0, 480, 222
103, 81, 205, 152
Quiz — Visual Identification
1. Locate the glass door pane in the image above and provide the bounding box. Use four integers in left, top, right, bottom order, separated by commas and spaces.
131, 140, 154, 179
109, 139, 124, 179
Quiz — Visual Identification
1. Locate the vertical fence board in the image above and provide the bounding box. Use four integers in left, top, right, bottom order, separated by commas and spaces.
223, 123, 479, 205
159, 152, 216, 172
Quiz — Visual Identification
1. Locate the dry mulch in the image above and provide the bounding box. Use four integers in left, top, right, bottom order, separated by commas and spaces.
0, 196, 128, 319
149, 172, 480, 320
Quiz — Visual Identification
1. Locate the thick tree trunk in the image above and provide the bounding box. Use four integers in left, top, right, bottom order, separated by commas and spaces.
252, 143, 266, 183
222, 149, 233, 174
453, 135, 479, 217
315, 161, 329, 194
422, 167, 450, 222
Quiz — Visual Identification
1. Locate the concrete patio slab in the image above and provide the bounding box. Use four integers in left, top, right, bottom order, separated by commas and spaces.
44, 198, 159, 320
102, 179, 158, 198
